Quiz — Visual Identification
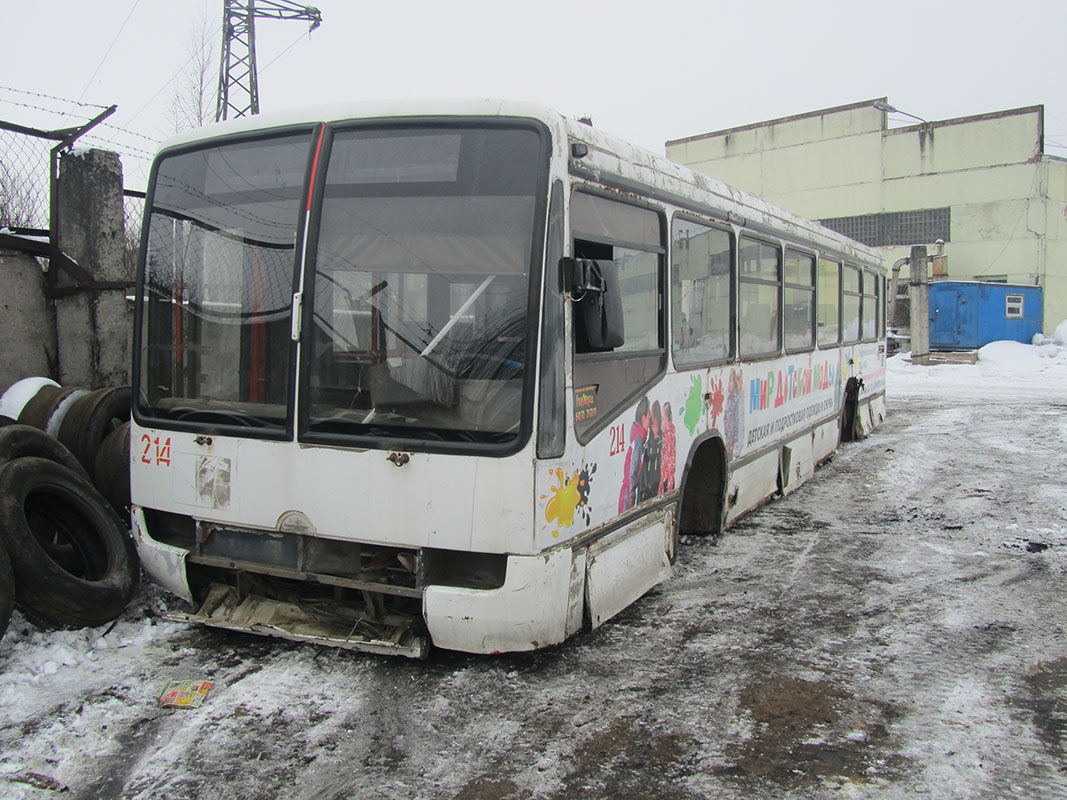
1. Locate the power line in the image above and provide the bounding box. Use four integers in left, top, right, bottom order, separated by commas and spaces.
125, 20, 224, 127
72, 0, 143, 112
259, 28, 313, 75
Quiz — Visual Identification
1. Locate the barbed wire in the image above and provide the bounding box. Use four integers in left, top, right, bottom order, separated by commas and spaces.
0, 84, 111, 111
0, 96, 96, 126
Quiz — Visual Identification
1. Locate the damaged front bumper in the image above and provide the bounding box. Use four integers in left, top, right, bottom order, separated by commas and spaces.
131, 506, 580, 658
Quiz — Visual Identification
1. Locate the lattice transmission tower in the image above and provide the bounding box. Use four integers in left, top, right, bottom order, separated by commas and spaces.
215, 0, 322, 122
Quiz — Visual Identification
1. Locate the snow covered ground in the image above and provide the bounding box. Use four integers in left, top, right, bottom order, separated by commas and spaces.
2, 331, 1067, 799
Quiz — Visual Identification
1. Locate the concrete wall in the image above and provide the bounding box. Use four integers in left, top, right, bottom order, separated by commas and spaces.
667, 102, 1067, 333
0, 250, 57, 394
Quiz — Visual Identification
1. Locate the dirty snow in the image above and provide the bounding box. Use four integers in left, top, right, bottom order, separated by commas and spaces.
2, 332, 1067, 799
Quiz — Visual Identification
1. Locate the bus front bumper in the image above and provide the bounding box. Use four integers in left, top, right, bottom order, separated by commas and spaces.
424, 547, 585, 654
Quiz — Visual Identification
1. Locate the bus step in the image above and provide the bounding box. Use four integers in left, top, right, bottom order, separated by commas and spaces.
168, 582, 428, 659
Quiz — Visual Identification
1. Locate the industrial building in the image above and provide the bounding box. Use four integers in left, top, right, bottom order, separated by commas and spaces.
665, 99, 1067, 334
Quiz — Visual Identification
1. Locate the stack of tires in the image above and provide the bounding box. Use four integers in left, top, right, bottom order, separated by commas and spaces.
0, 378, 140, 643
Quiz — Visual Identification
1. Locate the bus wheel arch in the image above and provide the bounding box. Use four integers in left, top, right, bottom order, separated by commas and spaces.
677, 432, 728, 539
841, 378, 862, 443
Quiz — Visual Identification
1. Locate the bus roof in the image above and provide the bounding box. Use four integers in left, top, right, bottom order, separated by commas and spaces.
158, 98, 884, 270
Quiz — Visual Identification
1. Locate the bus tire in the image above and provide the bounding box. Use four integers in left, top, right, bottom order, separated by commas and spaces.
0, 541, 13, 641
0, 424, 88, 478
57, 387, 131, 480
0, 457, 140, 629
93, 421, 131, 517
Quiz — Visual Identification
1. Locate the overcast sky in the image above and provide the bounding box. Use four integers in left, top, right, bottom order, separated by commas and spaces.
3, 0, 1065, 189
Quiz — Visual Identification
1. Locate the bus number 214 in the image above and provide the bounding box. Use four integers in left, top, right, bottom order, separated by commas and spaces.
609, 424, 626, 457
141, 434, 172, 466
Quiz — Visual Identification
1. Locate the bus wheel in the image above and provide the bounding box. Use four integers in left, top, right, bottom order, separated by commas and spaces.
0, 457, 140, 629
0, 424, 88, 478
677, 438, 728, 539
0, 542, 13, 641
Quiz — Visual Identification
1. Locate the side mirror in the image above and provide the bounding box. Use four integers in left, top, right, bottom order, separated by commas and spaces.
562, 257, 624, 351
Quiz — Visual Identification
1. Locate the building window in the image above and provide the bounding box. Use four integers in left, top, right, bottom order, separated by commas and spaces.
1006, 293, 1024, 319
671, 217, 733, 366
819, 207, 951, 248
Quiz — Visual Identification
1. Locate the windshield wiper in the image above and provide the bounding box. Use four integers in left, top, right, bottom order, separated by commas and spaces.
419, 276, 495, 358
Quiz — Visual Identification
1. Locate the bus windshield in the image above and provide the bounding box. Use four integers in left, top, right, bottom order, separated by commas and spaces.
138, 131, 313, 430
306, 125, 543, 444
137, 123, 545, 445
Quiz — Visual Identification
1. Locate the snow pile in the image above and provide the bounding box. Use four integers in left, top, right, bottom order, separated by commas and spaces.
1032, 318, 1067, 346
888, 326, 1067, 400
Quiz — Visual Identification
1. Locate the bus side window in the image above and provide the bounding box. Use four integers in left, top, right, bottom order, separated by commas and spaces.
862, 270, 878, 340
843, 265, 862, 343
570, 191, 665, 443
817, 258, 841, 346
671, 217, 733, 366
739, 237, 782, 358
784, 249, 815, 353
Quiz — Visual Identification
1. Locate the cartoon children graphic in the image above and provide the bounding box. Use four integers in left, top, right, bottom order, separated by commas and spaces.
659, 401, 676, 494
640, 400, 663, 503
619, 396, 650, 512
723, 367, 745, 459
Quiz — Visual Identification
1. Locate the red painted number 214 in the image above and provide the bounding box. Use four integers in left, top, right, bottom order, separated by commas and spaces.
141, 434, 172, 466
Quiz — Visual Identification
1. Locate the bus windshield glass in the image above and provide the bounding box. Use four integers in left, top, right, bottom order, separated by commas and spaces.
306, 125, 543, 445
137, 131, 313, 430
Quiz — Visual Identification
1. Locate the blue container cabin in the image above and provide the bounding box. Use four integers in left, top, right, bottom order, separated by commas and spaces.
928, 281, 1043, 350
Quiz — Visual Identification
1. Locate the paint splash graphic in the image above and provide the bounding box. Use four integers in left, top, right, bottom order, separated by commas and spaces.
683, 374, 703, 435
542, 463, 597, 535
708, 376, 725, 429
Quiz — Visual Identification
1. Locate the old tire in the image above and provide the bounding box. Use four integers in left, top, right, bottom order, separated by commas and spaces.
93, 421, 131, 517
0, 542, 13, 641
0, 457, 140, 629
17, 385, 81, 432
0, 424, 88, 478
58, 387, 131, 480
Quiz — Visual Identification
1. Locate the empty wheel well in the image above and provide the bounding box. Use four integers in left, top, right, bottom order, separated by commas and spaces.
678, 435, 727, 537
841, 377, 862, 443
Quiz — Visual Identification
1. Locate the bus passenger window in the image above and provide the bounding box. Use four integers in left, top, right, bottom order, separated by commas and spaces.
739, 237, 781, 357
817, 258, 841, 346
843, 265, 862, 343
571, 191, 665, 443
862, 270, 878, 340
784, 249, 815, 352
672, 218, 732, 365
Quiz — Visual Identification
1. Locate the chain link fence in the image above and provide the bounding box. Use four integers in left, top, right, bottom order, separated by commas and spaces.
0, 124, 53, 230
122, 190, 146, 281
1, 109, 155, 284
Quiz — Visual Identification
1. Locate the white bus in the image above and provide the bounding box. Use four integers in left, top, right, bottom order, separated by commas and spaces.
131, 100, 886, 658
